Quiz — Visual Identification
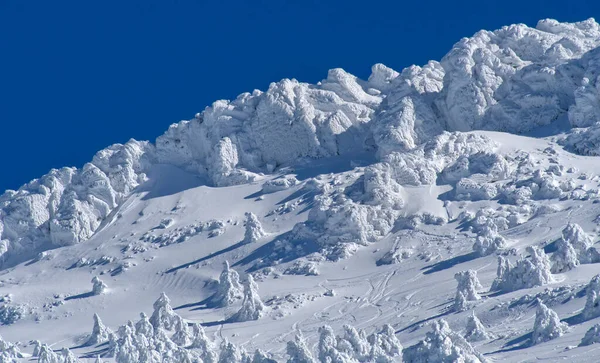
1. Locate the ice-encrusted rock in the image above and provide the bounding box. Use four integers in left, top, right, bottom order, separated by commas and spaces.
465, 313, 491, 342
91, 276, 107, 296
286, 333, 317, 363
531, 299, 568, 345
149, 292, 178, 331
86, 313, 112, 346
491, 246, 553, 292
243, 212, 266, 244
229, 275, 265, 322
403, 319, 487, 363
579, 323, 600, 346
209, 261, 243, 308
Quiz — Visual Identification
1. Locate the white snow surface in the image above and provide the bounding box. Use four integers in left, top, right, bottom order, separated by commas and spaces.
4, 17, 600, 362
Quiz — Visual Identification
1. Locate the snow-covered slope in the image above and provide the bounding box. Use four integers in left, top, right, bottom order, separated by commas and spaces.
3, 17, 600, 362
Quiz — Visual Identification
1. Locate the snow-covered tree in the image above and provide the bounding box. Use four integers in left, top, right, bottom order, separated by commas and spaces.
91, 276, 107, 296
366, 324, 403, 362
115, 323, 139, 363
61, 348, 79, 363
149, 292, 177, 330
135, 312, 154, 337
209, 261, 243, 308
473, 229, 506, 256
580, 323, 600, 346
252, 349, 278, 363
491, 246, 552, 292
243, 212, 266, 244
317, 325, 358, 363
31, 340, 42, 357
464, 312, 491, 342
454, 291, 468, 312
337, 325, 370, 360
229, 274, 265, 322
531, 299, 568, 345
86, 313, 112, 346
583, 274, 600, 320
38, 344, 60, 363
189, 323, 217, 363
454, 270, 481, 311
218, 340, 243, 363
286, 333, 317, 363
403, 319, 487, 363
171, 315, 192, 347
552, 223, 600, 272
0, 334, 23, 362
551, 237, 579, 273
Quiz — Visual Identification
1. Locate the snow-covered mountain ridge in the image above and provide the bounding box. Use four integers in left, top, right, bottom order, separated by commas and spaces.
3, 18, 600, 362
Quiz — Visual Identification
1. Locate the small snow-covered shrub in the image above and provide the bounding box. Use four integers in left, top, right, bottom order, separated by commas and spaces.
0, 304, 24, 325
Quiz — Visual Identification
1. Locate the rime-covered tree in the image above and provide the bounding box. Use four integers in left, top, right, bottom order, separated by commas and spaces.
580, 323, 600, 346
252, 349, 278, 363
209, 261, 243, 308
135, 312, 154, 337
337, 325, 370, 360
531, 299, 568, 345
464, 312, 491, 342
243, 212, 266, 244
218, 340, 243, 363
171, 315, 192, 347
403, 320, 486, 363
86, 313, 112, 346
150, 292, 177, 330
229, 274, 265, 322
38, 344, 60, 363
61, 348, 79, 363
366, 324, 403, 362
317, 325, 358, 363
491, 246, 552, 292
91, 276, 107, 296
286, 333, 317, 363
190, 323, 217, 363
583, 274, 600, 320
454, 270, 481, 312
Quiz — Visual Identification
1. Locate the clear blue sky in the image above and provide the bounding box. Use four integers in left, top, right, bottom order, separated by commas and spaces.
1, 0, 599, 192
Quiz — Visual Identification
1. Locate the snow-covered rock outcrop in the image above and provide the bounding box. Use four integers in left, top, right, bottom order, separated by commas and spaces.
3, 18, 600, 267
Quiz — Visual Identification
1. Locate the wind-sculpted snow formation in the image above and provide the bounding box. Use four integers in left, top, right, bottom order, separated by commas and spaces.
4, 17, 600, 363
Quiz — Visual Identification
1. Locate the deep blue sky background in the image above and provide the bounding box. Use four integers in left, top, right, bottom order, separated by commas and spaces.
1, 0, 599, 192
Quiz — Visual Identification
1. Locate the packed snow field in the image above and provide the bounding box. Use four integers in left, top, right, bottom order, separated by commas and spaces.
4, 17, 600, 362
